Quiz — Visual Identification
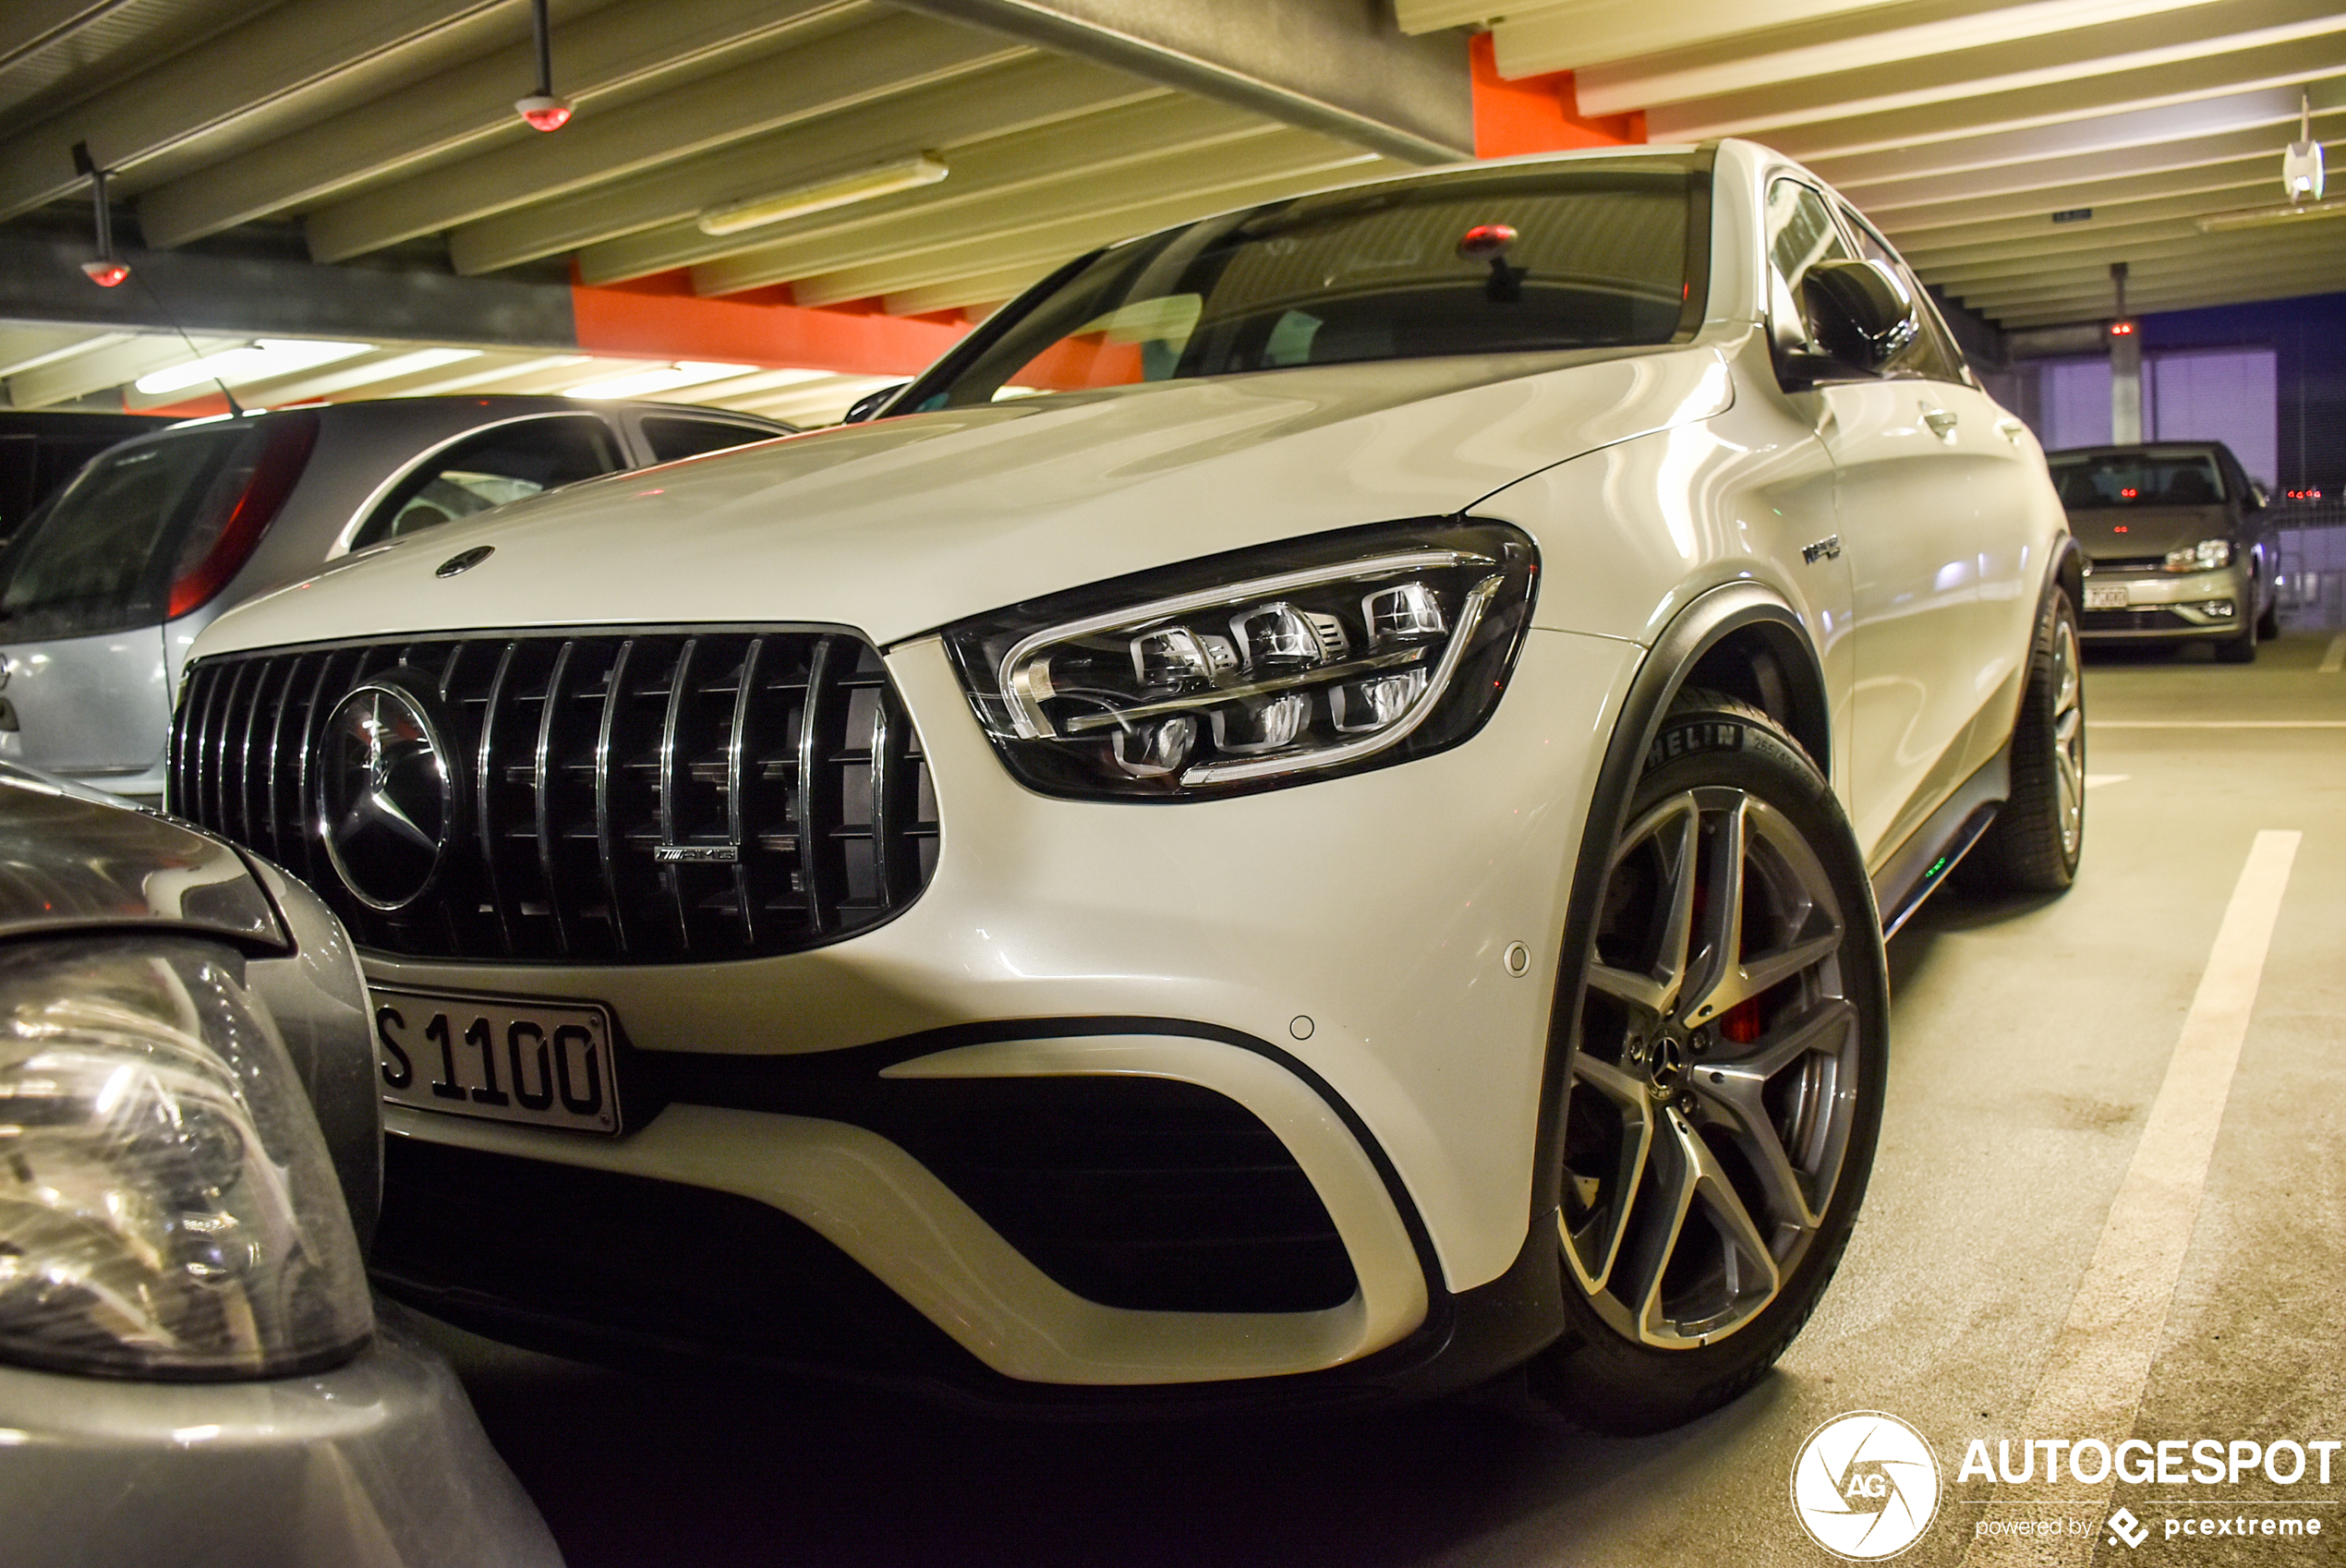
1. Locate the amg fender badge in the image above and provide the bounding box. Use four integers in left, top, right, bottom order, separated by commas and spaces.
1802, 535, 1843, 564
435, 545, 495, 577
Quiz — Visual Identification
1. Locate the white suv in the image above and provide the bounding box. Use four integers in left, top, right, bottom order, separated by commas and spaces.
168, 139, 2082, 1429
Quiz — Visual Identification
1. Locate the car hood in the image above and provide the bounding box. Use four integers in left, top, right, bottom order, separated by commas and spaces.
0, 765, 283, 947
200, 346, 1734, 653
2069, 504, 2231, 561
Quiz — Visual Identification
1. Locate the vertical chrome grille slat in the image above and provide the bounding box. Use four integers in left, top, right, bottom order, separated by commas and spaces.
594, 638, 636, 958
795, 637, 840, 937
533, 641, 577, 959
171, 628, 931, 963
726, 636, 765, 947
473, 640, 520, 958
202, 658, 250, 832
259, 655, 305, 868
292, 651, 344, 898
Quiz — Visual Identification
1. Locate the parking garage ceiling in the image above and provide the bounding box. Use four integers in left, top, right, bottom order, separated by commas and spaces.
2, 0, 2340, 420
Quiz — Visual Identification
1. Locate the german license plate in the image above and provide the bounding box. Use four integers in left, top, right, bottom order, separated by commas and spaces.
2084, 583, 2129, 610
372, 988, 621, 1135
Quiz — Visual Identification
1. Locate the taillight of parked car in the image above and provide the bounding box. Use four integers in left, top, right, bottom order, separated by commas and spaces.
165, 411, 319, 619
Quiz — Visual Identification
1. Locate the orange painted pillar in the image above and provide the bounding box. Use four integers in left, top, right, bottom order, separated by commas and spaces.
1468, 32, 1645, 158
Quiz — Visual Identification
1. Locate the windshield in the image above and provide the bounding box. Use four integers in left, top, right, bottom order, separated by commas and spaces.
907, 157, 1707, 411
2048, 450, 2228, 510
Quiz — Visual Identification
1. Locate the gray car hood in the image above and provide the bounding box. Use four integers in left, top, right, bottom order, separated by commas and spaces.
0, 766, 282, 947
200, 346, 1734, 654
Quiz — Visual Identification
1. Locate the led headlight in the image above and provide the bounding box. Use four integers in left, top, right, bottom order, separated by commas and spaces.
0, 939, 371, 1381
2165, 538, 2232, 572
944, 519, 1537, 799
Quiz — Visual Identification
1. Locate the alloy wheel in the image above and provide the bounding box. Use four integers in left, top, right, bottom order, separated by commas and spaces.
2050, 613, 2085, 861
1562, 785, 1860, 1348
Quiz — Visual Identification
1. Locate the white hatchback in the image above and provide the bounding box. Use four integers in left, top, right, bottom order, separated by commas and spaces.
169, 139, 2083, 1429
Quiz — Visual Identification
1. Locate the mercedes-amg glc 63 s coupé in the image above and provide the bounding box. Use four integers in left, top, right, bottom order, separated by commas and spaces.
164, 139, 2084, 1431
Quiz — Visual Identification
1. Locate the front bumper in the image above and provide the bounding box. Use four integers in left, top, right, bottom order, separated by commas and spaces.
2077, 564, 2248, 639
362, 628, 1639, 1391
0, 1299, 558, 1568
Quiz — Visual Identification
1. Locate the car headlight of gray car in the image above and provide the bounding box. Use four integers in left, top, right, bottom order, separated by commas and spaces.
2163, 538, 2232, 572
944, 519, 1539, 799
0, 937, 372, 1381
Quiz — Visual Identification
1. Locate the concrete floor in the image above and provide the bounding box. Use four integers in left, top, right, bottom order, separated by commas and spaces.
418, 629, 2346, 1568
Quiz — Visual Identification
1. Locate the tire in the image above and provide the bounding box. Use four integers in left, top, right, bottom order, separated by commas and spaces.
2255, 588, 2281, 644
1528, 691, 1889, 1435
1963, 590, 2086, 894
2215, 617, 2256, 663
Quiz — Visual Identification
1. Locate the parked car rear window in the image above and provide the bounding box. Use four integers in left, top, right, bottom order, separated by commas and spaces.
0, 427, 259, 641
351, 415, 622, 549
640, 416, 778, 463
2048, 450, 2227, 508
913, 159, 1706, 408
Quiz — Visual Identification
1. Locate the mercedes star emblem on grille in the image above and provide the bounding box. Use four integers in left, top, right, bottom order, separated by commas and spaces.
317, 676, 457, 911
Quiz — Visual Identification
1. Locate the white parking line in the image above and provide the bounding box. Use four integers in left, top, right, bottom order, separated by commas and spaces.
2321, 633, 2345, 674
2083, 774, 2129, 789
1961, 830, 2301, 1565
2091, 720, 2346, 729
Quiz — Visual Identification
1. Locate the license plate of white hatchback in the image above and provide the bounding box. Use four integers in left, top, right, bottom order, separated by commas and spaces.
2084, 583, 2129, 610
372, 987, 622, 1134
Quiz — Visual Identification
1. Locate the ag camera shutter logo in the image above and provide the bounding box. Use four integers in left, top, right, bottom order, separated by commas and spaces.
1791, 1411, 1943, 1560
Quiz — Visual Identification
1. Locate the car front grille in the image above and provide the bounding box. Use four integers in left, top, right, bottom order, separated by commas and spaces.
170, 628, 937, 962
2080, 607, 2197, 633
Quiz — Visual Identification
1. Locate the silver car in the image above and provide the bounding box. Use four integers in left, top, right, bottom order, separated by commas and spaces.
0, 763, 558, 1565
2051, 441, 2281, 661
0, 396, 791, 805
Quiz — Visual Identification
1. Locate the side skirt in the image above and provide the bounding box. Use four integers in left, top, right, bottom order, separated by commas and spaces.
1870, 739, 2011, 937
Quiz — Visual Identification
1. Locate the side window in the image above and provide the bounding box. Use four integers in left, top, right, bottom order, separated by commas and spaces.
351, 416, 622, 550
640, 416, 780, 464
1764, 180, 1853, 354
1837, 207, 1967, 384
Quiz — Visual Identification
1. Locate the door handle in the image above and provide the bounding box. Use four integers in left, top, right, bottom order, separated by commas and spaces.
1921, 408, 1960, 440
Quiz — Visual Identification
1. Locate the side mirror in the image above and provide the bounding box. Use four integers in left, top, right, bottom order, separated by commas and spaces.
1800, 259, 1919, 376
2250, 482, 2270, 510
841, 382, 910, 424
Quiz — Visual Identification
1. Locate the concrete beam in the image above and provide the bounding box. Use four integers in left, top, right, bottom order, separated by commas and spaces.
450, 54, 1160, 276
137, 0, 855, 250
1762, 30, 2346, 163
695, 127, 1371, 298
0, 0, 508, 223
0, 234, 576, 350
888, 0, 1471, 163
1654, 0, 2346, 143
786, 151, 1394, 307
1996, 272, 2346, 326
6, 330, 244, 410
575, 90, 1253, 286
1854, 115, 2346, 213
305, 11, 1024, 263
1576, 0, 2212, 115
0, 0, 133, 66
1880, 156, 2281, 237
1811, 78, 2346, 189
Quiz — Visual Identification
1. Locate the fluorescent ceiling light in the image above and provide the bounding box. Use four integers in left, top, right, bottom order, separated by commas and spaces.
563, 361, 757, 398
697, 154, 948, 236
133, 339, 371, 394
2195, 197, 2346, 233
